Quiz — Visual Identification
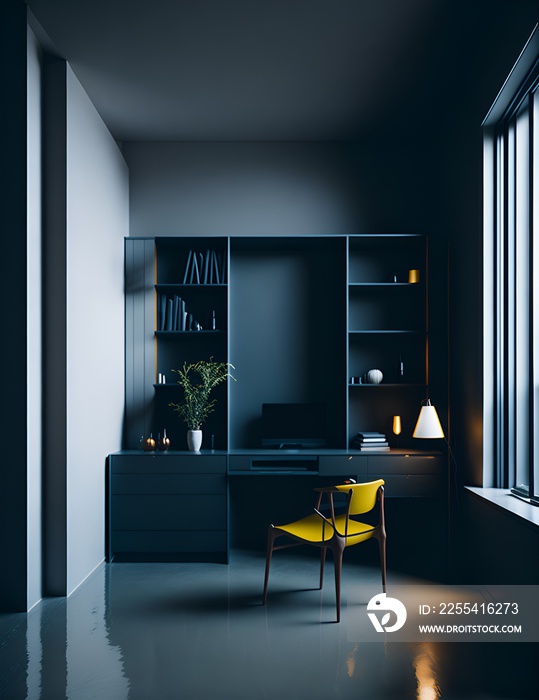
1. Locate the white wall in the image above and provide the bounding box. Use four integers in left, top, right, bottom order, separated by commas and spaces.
65, 66, 128, 594
27, 24, 43, 610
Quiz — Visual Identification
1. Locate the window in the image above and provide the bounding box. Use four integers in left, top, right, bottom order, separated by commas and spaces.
483, 26, 539, 503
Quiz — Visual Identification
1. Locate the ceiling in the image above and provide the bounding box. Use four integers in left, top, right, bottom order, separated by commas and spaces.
26, 0, 538, 142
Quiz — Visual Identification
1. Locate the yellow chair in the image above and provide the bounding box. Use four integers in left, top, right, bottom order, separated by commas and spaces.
262, 479, 386, 622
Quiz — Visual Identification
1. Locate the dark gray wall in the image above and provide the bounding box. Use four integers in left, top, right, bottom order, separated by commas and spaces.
125, 138, 443, 238
458, 491, 539, 583
0, 0, 29, 613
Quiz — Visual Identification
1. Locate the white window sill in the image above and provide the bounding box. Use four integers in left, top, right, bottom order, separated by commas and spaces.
465, 486, 539, 531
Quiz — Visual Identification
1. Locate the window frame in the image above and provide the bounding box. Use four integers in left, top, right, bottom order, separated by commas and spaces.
483, 25, 539, 502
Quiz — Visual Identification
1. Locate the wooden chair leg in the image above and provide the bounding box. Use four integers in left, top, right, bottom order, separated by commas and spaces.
378, 534, 387, 593
332, 539, 345, 623
263, 527, 277, 605
319, 548, 327, 590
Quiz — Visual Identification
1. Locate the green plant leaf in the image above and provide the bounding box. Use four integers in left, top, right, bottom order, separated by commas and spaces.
168, 358, 235, 430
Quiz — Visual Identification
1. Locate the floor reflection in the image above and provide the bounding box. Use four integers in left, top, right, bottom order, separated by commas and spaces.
413, 643, 440, 700
0, 551, 537, 699
67, 568, 129, 699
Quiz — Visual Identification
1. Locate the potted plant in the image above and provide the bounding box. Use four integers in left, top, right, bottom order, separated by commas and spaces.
169, 358, 235, 451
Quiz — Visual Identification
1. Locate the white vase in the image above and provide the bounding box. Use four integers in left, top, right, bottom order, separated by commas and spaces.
187, 429, 202, 452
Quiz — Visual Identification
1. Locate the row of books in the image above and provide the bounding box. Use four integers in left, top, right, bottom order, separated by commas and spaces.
183, 249, 226, 285
352, 431, 390, 451
158, 293, 209, 332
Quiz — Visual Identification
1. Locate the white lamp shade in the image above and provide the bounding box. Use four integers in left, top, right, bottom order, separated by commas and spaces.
413, 403, 445, 439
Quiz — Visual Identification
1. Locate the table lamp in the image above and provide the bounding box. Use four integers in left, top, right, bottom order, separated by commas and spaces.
412, 399, 445, 439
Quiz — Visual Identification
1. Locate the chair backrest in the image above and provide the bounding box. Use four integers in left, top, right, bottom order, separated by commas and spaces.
334, 479, 384, 516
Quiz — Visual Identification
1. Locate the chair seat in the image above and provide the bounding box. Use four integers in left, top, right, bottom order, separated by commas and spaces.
275, 513, 375, 546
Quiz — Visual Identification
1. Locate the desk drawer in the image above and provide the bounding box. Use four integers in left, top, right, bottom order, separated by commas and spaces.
379, 475, 443, 497
319, 455, 368, 476
228, 456, 251, 471
110, 454, 227, 473
368, 455, 442, 475
111, 494, 226, 531
111, 474, 226, 495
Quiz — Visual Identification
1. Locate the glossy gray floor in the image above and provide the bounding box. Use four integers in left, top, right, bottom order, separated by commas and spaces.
0, 550, 536, 700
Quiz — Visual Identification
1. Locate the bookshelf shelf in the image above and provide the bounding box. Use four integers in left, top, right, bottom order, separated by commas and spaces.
348, 330, 425, 334
348, 282, 420, 287
348, 383, 425, 388
155, 330, 225, 336
156, 284, 227, 290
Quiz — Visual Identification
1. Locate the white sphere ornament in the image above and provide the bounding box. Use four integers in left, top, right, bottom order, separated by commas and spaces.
367, 369, 383, 384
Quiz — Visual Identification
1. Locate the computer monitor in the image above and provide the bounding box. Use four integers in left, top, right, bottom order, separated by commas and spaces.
261, 403, 327, 449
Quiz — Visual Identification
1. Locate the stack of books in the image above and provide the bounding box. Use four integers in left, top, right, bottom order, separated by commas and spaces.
352, 432, 390, 451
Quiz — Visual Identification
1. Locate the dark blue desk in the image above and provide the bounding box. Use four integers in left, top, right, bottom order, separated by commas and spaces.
107, 449, 443, 562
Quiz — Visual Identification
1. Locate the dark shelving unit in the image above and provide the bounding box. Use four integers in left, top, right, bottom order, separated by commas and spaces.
347, 235, 427, 447
154, 237, 229, 451
125, 234, 430, 452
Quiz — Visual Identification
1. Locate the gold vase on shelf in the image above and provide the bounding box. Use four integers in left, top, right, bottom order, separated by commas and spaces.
142, 434, 156, 451
158, 429, 171, 451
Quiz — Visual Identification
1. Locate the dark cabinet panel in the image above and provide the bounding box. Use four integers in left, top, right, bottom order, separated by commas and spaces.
318, 453, 443, 497
111, 473, 226, 495
377, 475, 444, 498
124, 238, 155, 450
368, 454, 442, 475
112, 494, 226, 531
318, 455, 368, 476
108, 452, 228, 562
111, 531, 227, 554
111, 453, 226, 473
